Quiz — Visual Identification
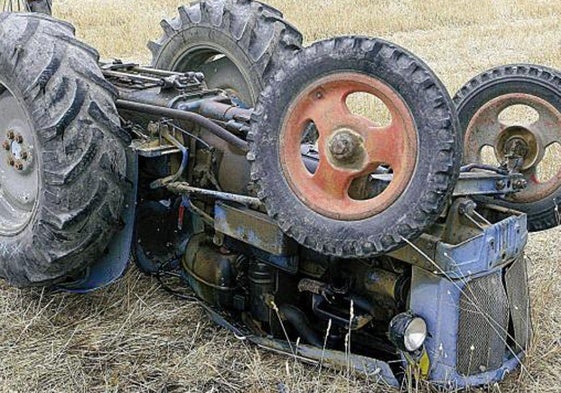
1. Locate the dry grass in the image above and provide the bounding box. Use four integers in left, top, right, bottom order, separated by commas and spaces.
1, 0, 561, 392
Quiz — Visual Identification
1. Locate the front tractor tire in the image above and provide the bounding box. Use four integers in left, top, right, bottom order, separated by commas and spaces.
250, 37, 462, 257
0, 13, 130, 287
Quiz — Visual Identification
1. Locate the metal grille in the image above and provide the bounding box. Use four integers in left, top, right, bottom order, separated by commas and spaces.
505, 257, 531, 353
457, 271, 510, 376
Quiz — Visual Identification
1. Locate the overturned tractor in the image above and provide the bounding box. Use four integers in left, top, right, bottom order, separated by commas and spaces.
1, 0, 560, 389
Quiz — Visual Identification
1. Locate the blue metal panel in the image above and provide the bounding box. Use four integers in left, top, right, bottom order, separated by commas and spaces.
435, 213, 527, 279
410, 267, 524, 388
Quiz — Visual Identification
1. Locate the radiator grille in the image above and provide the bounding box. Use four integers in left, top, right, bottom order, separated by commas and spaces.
505, 257, 531, 353
457, 271, 510, 376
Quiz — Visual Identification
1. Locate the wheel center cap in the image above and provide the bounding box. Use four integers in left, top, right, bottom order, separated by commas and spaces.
328, 129, 363, 162
2, 131, 31, 171
496, 125, 542, 171
11, 140, 23, 160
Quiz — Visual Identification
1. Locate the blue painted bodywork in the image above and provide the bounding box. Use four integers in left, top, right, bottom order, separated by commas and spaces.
436, 213, 527, 279
409, 211, 529, 388
410, 266, 523, 388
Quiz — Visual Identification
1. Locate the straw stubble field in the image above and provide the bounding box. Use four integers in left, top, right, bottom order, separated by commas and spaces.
1, 0, 561, 392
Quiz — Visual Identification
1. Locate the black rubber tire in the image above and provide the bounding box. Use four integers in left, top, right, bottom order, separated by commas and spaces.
0, 13, 130, 287
249, 37, 462, 258
149, 0, 302, 106
28, 0, 51, 14
1, 0, 51, 14
454, 64, 561, 232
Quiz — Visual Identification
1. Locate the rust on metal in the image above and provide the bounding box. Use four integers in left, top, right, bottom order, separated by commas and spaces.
464, 92, 561, 203
214, 201, 297, 256
279, 72, 418, 221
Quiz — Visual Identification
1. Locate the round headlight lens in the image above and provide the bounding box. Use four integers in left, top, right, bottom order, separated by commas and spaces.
389, 313, 428, 352
404, 317, 427, 352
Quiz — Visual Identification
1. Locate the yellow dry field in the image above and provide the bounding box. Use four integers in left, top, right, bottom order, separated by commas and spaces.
1, 0, 561, 392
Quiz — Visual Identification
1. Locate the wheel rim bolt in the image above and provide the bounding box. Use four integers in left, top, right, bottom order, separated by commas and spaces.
21, 151, 28, 160
14, 161, 23, 171
15, 134, 23, 144
6, 130, 14, 140
8, 158, 14, 167
2, 141, 10, 150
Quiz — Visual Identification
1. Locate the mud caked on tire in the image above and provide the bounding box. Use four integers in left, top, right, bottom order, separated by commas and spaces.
149, 0, 303, 106
249, 37, 462, 257
0, 13, 129, 287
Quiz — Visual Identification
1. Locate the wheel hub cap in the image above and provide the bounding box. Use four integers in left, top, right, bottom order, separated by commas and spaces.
328, 129, 364, 165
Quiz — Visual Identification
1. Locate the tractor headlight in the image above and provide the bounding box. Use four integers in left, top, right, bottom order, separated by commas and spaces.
389, 313, 427, 352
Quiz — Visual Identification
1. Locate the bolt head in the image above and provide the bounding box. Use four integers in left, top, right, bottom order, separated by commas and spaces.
21, 151, 28, 160
6, 130, 14, 140
15, 134, 23, 144
2, 141, 10, 150
8, 158, 14, 167
514, 179, 528, 190
14, 161, 23, 171
329, 130, 361, 162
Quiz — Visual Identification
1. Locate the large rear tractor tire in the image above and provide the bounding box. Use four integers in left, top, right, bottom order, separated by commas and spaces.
249, 37, 462, 258
149, 0, 303, 107
0, 13, 130, 287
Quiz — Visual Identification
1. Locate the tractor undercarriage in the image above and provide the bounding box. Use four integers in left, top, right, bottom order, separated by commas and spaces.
85, 61, 532, 389
0, 1, 559, 390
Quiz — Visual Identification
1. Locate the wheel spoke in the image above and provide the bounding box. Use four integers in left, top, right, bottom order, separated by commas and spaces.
465, 114, 506, 162
311, 157, 354, 201
306, 85, 351, 138
512, 165, 561, 203
364, 120, 408, 171
530, 110, 561, 147
522, 165, 539, 185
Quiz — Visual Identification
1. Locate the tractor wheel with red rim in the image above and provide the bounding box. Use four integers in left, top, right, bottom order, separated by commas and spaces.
455, 64, 561, 232
249, 37, 462, 258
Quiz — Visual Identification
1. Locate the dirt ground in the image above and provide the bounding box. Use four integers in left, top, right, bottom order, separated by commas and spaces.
1, 0, 561, 392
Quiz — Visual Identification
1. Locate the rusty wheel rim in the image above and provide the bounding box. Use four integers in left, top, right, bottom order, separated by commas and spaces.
279, 73, 418, 221
464, 93, 561, 203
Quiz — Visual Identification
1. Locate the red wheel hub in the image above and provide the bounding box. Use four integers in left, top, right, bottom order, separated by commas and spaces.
279, 73, 418, 221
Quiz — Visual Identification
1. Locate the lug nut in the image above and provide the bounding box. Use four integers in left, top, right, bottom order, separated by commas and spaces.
514, 179, 528, 190
14, 161, 23, 171
6, 130, 14, 140
2, 140, 10, 150
8, 158, 14, 167
15, 134, 23, 144
21, 151, 28, 160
